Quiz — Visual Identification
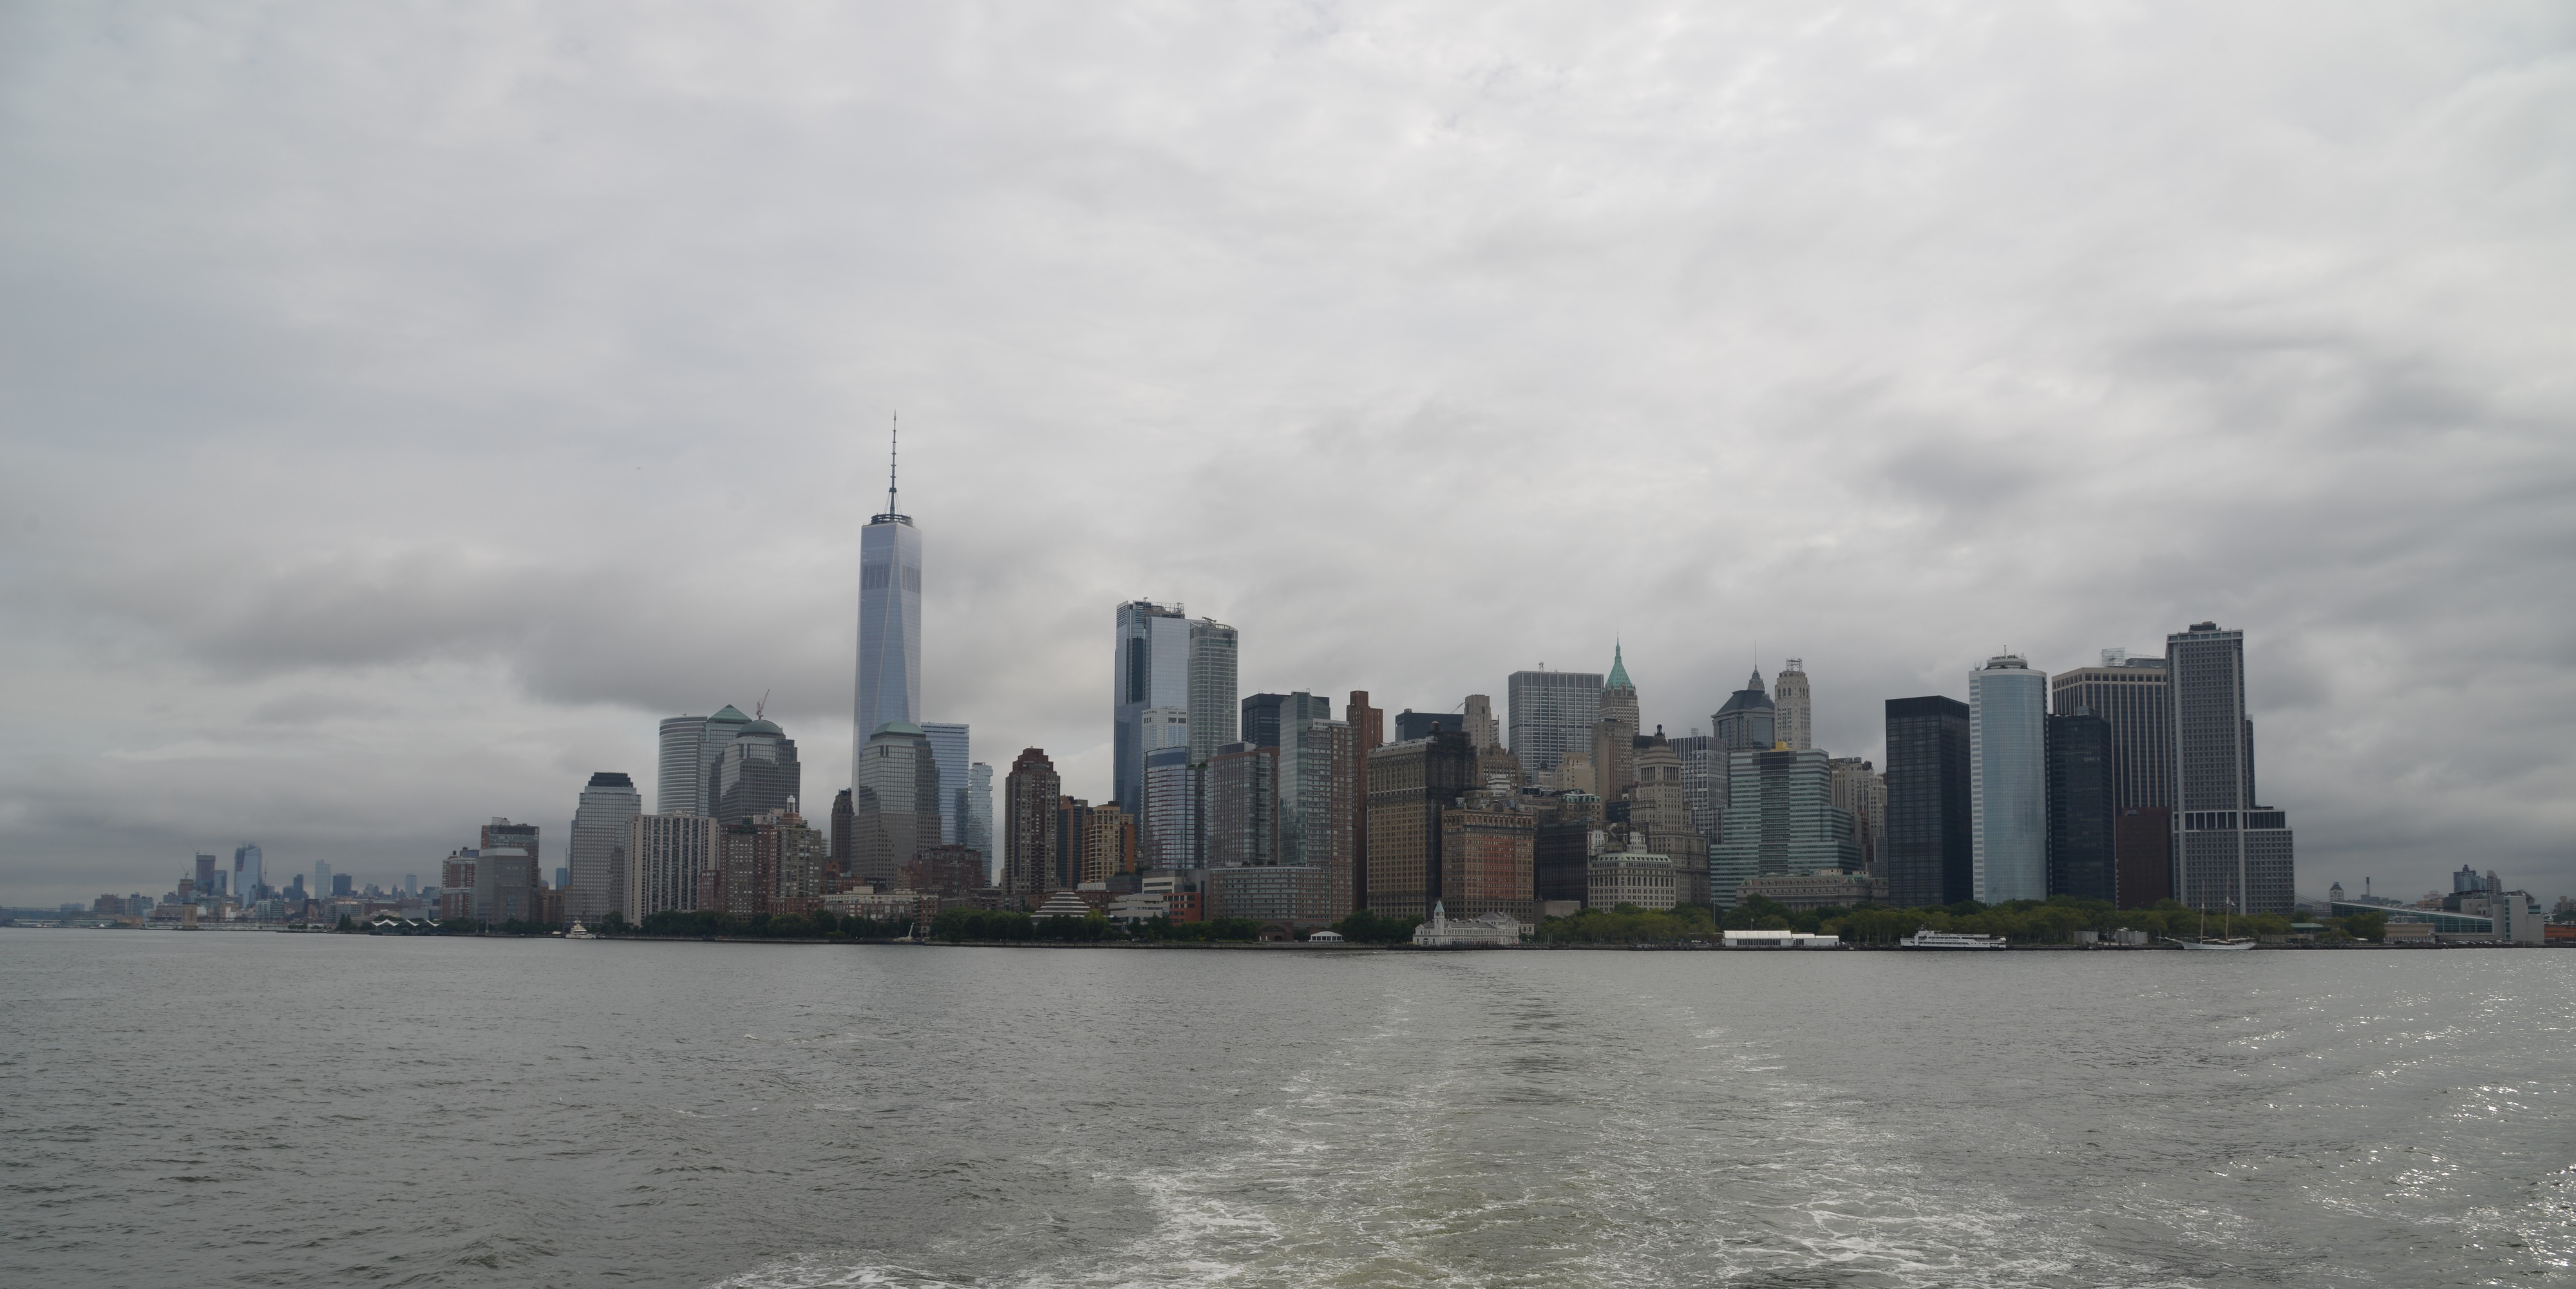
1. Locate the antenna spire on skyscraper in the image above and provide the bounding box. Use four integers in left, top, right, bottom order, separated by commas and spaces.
887, 411, 900, 515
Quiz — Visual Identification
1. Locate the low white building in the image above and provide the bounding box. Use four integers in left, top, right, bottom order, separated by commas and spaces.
1721, 929, 1841, 949
1412, 901, 1525, 947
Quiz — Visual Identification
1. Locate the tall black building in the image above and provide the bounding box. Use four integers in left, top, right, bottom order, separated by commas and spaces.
1884, 696, 1971, 907
1240, 692, 1330, 750
2045, 711, 2116, 902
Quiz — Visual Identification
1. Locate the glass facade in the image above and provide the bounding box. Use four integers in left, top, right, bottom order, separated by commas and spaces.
2049, 659, 2173, 813
712, 720, 800, 824
1970, 656, 2049, 904
1711, 749, 1861, 892
1113, 602, 1191, 810
2168, 623, 2295, 915
1187, 619, 1239, 765
2044, 714, 2116, 902
922, 721, 970, 846
853, 513, 922, 796
569, 770, 641, 922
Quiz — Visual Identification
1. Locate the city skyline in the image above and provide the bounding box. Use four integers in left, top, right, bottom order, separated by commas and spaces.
5, 6, 2570, 904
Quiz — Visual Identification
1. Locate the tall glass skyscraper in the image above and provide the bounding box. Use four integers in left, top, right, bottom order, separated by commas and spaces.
922, 721, 971, 845
1969, 654, 2049, 904
1186, 618, 1239, 765
1114, 601, 1193, 810
855, 445, 922, 794
1885, 695, 1971, 907
569, 770, 641, 922
1507, 667, 1604, 774
658, 705, 750, 816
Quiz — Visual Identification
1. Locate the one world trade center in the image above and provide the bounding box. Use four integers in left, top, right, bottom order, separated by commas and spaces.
854, 422, 922, 790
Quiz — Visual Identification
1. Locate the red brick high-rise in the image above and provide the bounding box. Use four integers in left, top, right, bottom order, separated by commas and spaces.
1346, 691, 1383, 908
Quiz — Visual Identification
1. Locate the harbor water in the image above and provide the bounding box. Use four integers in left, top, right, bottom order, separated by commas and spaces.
5, 931, 2571, 1286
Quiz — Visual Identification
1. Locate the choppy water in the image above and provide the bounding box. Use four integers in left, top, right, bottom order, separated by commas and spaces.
5, 932, 2572, 1287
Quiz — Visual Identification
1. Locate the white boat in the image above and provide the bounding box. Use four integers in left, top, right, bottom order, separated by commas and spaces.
1900, 930, 2005, 950
2164, 936, 2256, 950
564, 921, 597, 940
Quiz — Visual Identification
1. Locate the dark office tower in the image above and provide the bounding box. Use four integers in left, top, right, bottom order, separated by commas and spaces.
2049, 652, 2173, 813
1347, 691, 1383, 907
712, 718, 802, 824
2114, 807, 2172, 907
1884, 696, 1971, 907
1712, 669, 1776, 752
1052, 797, 1092, 890
1242, 691, 1330, 751
193, 852, 217, 893
1205, 742, 1280, 868
568, 771, 642, 922
1393, 709, 1464, 741
852, 723, 938, 890
2045, 713, 2116, 902
829, 788, 855, 885
1113, 600, 1191, 810
1363, 730, 1477, 918
2168, 622, 2296, 915
1002, 749, 1061, 900
476, 819, 540, 924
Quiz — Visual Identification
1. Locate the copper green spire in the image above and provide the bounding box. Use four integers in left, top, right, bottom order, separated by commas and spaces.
1605, 641, 1633, 692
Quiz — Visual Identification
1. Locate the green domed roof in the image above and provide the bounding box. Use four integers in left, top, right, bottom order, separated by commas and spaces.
741, 718, 782, 734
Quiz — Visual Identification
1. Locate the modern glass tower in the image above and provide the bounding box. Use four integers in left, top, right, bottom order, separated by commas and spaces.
1187, 618, 1240, 765
1506, 667, 1604, 774
855, 426, 923, 796
1969, 654, 2049, 904
922, 721, 971, 845
1114, 601, 1194, 809
1884, 696, 1971, 907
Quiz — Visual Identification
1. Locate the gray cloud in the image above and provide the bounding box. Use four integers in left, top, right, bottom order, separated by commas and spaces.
3, 1, 2572, 902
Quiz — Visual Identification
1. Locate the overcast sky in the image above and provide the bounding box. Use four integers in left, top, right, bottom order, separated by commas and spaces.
3, 2, 2571, 906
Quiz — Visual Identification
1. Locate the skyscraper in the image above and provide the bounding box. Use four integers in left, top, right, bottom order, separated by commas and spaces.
1596, 645, 1640, 799
1711, 669, 1775, 752
854, 430, 923, 789
626, 813, 717, 922
658, 706, 751, 816
1142, 743, 1200, 869
1113, 600, 1193, 810
1394, 710, 1464, 741
1884, 696, 1971, 906
1774, 660, 1812, 751
712, 718, 801, 824
1364, 730, 1477, 918
1188, 618, 1240, 764
1506, 667, 1604, 775
233, 843, 264, 901
476, 817, 540, 924
851, 723, 939, 890
922, 722, 971, 845
193, 852, 217, 896
1346, 691, 1383, 908
2168, 622, 2296, 915
569, 770, 642, 922
1242, 691, 1329, 751
965, 762, 994, 868
1710, 749, 1860, 906
2050, 651, 2174, 909
1828, 757, 1886, 880
1002, 749, 1061, 900
1206, 742, 1280, 868
1969, 655, 2049, 904
1461, 694, 1501, 754
2045, 712, 2116, 902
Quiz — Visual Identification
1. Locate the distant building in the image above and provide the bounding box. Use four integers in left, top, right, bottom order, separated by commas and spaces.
1671, 732, 1721, 842
233, 843, 265, 902
2170, 622, 2295, 915
659, 705, 752, 816
712, 718, 801, 825
1461, 694, 1502, 754
2045, 711, 2116, 902
1187, 618, 1240, 764
1394, 709, 1464, 741
1630, 734, 1706, 898
1884, 696, 1971, 906
1534, 806, 1595, 908
829, 788, 855, 886
1711, 669, 1775, 753
1736, 870, 1886, 911
477, 818, 541, 922
1596, 645, 1640, 800
1412, 901, 1525, 946
901, 843, 987, 897
1587, 846, 1676, 912
1206, 864, 1336, 927
2049, 651, 2174, 814
1774, 660, 1813, 751
854, 465, 923, 776
1711, 749, 1861, 904
1346, 691, 1383, 908
922, 722, 971, 845
1141, 743, 1200, 869
1827, 758, 1886, 881
1365, 731, 1478, 918
1506, 668, 1604, 775
965, 763, 994, 866
1113, 600, 1193, 810
194, 852, 218, 897
2114, 807, 2173, 907
1242, 691, 1329, 750
1001, 749, 1059, 899
569, 770, 642, 922
1441, 800, 1537, 926
852, 723, 939, 890
1078, 803, 1137, 884
1205, 742, 1280, 868
1283, 715, 1356, 917
1969, 656, 2048, 904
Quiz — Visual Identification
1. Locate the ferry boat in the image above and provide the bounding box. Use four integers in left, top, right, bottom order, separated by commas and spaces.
564, 921, 597, 940
1900, 930, 2005, 950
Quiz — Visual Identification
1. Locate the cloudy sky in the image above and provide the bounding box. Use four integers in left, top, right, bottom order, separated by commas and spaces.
3, 2, 2571, 905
